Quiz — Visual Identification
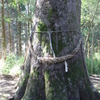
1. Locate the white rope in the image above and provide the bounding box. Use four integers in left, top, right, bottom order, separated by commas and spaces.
48, 32, 55, 57
48, 32, 68, 72
65, 61, 68, 72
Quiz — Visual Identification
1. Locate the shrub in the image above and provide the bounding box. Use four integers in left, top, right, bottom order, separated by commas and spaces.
86, 53, 100, 75
1, 53, 24, 75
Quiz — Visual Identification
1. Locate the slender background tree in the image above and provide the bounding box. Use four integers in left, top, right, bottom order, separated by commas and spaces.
1, 0, 6, 58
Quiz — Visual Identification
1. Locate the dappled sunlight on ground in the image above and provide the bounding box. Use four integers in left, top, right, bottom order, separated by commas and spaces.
0, 75, 19, 100
9, 65, 21, 76
90, 75, 100, 93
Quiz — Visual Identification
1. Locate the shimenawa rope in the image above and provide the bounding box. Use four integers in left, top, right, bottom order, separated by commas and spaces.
37, 38, 82, 64
29, 30, 82, 65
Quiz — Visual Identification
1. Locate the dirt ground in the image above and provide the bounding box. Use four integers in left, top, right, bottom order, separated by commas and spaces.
90, 74, 100, 93
0, 75, 19, 100
0, 74, 100, 100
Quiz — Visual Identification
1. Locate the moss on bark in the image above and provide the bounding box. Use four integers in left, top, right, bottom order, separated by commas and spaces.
22, 66, 45, 100
45, 66, 67, 100
48, 8, 53, 20
37, 21, 47, 32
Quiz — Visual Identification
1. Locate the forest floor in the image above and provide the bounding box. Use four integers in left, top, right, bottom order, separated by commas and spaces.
0, 75, 19, 100
0, 74, 100, 100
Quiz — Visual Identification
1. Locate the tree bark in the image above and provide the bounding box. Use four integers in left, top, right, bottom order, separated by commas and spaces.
12, 0, 100, 100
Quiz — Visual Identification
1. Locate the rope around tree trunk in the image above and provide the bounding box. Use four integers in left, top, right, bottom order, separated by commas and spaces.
37, 38, 82, 64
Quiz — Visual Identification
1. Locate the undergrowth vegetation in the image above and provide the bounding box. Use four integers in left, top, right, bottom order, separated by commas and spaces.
86, 53, 100, 75
0, 53, 24, 75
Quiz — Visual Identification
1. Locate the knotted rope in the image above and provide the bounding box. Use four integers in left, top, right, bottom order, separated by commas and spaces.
37, 38, 82, 64
29, 30, 82, 68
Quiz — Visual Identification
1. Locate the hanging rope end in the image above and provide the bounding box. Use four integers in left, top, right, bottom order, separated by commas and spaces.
65, 61, 68, 72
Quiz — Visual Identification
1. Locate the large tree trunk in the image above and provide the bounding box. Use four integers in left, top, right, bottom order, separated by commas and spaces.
12, 0, 100, 100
